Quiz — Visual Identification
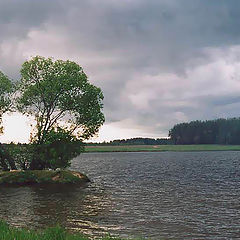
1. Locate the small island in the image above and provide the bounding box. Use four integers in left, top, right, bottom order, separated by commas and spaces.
0, 170, 90, 185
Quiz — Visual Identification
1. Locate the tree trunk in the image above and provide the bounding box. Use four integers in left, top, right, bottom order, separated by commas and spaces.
0, 143, 17, 170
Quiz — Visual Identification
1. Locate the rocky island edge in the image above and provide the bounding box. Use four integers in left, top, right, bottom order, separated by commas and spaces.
0, 170, 90, 185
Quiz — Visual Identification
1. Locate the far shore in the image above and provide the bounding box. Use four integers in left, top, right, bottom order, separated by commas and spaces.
85, 144, 240, 153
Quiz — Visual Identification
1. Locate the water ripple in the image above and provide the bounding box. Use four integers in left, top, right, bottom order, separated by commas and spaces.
1, 151, 240, 239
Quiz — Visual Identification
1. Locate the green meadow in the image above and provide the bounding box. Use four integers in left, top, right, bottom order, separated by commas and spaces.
85, 144, 240, 152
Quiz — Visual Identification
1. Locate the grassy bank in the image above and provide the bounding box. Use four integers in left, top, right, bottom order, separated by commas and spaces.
0, 220, 125, 240
0, 170, 89, 185
85, 144, 240, 152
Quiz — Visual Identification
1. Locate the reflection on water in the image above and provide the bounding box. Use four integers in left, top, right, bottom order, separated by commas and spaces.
0, 184, 115, 237
0, 151, 240, 239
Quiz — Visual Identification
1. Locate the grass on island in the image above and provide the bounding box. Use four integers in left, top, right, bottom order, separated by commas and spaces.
0, 170, 89, 185
0, 220, 127, 240
85, 144, 240, 152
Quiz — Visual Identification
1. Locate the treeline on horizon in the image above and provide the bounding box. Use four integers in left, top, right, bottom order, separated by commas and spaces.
169, 117, 240, 145
87, 117, 240, 146
87, 137, 173, 146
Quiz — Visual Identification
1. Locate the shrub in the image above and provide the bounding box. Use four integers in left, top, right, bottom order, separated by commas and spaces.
31, 128, 84, 170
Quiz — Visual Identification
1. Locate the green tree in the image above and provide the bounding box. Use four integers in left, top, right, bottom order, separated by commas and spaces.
0, 71, 17, 170
17, 56, 105, 170
0, 71, 12, 117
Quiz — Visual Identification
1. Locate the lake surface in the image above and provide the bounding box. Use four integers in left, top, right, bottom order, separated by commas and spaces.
0, 151, 240, 239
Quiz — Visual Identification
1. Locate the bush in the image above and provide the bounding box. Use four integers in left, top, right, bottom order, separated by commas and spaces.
31, 128, 84, 170
7, 143, 34, 170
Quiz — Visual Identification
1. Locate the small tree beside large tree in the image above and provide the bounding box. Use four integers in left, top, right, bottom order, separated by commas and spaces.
0, 56, 104, 171
16, 56, 105, 170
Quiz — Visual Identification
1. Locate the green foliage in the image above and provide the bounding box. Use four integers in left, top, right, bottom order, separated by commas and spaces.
0, 71, 13, 114
6, 143, 34, 170
90, 137, 173, 146
31, 128, 84, 170
42, 225, 66, 240
16, 56, 104, 170
17, 56, 104, 142
0, 71, 14, 134
0, 57, 104, 171
0, 72, 17, 171
0, 171, 37, 184
0, 170, 89, 185
0, 220, 130, 240
169, 118, 240, 145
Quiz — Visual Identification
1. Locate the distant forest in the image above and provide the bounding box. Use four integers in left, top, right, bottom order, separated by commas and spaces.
87, 138, 173, 146
169, 118, 240, 145
87, 118, 240, 146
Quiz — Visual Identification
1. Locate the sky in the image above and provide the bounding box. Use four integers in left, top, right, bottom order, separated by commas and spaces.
1, 0, 240, 143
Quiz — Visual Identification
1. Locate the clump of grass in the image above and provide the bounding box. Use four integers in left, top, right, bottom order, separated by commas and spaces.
0, 171, 37, 184
0, 220, 127, 240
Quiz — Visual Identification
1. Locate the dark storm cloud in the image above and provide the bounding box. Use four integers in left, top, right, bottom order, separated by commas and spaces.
0, 0, 61, 38
1, 0, 240, 139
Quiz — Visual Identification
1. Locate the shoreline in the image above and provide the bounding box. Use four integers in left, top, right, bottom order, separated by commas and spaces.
85, 144, 240, 153
0, 170, 90, 185
0, 220, 127, 240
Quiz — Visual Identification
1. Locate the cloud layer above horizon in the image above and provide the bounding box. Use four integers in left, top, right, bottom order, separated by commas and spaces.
1, 0, 240, 141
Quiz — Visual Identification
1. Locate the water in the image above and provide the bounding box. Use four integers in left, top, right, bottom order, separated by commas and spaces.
0, 151, 240, 239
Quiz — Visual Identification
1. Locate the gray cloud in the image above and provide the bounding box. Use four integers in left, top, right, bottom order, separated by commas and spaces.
1, 0, 240, 140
